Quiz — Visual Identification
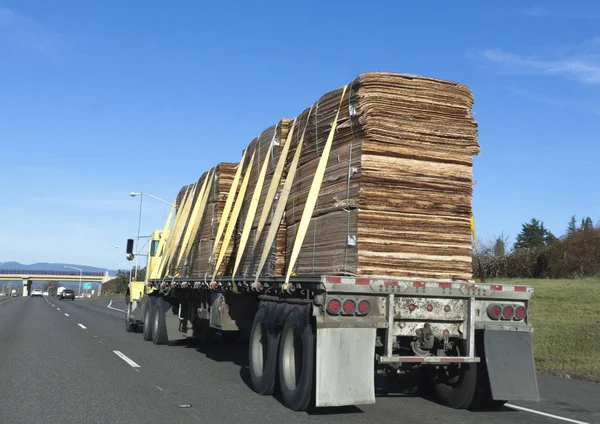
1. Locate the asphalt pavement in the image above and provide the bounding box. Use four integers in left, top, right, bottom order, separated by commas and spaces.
1, 295, 598, 424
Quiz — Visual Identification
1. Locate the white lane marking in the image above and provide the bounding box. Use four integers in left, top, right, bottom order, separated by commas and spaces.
157, 386, 163, 391
64, 313, 69, 317
113, 350, 140, 368
506, 404, 590, 424
56, 308, 60, 311
107, 300, 126, 313
78, 323, 87, 329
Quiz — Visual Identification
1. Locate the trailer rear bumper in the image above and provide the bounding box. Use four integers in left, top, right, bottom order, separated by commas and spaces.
377, 355, 480, 364
483, 326, 540, 401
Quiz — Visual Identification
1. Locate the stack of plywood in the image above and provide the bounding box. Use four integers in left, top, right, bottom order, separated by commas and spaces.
236, 119, 293, 277
162, 72, 478, 281
187, 162, 238, 277
284, 73, 479, 280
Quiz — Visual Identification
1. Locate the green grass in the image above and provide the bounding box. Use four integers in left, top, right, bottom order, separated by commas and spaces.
487, 278, 600, 382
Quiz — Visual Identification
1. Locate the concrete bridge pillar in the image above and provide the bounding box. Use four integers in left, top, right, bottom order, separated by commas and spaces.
22, 279, 31, 297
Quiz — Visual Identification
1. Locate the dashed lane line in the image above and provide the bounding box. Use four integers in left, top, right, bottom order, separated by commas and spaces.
107, 300, 126, 313
113, 351, 140, 368
506, 404, 591, 424
78, 323, 87, 329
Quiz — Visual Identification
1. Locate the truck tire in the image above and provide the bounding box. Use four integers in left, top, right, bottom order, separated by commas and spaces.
430, 342, 476, 409
278, 307, 314, 411
249, 306, 280, 395
125, 300, 137, 333
152, 297, 169, 345
142, 295, 157, 341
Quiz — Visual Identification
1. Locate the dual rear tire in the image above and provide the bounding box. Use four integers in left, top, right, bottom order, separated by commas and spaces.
249, 305, 314, 411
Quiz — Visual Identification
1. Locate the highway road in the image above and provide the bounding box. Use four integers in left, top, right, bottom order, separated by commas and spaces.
0, 296, 598, 424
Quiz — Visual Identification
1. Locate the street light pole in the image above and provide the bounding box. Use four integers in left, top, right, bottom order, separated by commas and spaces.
64, 265, 83, 297
129, 191, 173, 280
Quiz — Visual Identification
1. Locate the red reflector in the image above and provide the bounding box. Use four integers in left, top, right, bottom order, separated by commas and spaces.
444, 305, 451, 312
502, 305, 514, 319
487, 304, 502, 320
490, 285, 503, 291
514, 286, 527, 292
356, 279, 370, 285
426, 304, 433, 312
408, 304, 416, 312
439, 282, 452, 289
342, 300, 356, 314
357, 300, 370, 315
384, 280, 398, 286
326, 299, 341, 314
515, 306, 527, 320
326, 277, 341, 284
413, 281, 426, 288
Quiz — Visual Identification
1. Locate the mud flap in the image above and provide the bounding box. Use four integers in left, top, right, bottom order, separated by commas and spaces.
315, 327, 376, 407
484, 328, 540, 401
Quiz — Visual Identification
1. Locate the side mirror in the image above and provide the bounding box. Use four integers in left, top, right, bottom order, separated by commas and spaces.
126, 238, 135, 261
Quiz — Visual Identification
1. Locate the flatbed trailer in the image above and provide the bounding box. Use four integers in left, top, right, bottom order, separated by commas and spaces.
123, 72, 539, 412
125, 234, 539, 411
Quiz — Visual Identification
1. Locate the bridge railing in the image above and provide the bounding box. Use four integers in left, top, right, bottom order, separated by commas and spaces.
0, 270, 105, 277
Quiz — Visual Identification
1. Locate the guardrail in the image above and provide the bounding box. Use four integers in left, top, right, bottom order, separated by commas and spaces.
0, 270, 106, 277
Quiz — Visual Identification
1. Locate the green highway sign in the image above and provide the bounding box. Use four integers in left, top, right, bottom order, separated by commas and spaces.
83, 283, 92, 290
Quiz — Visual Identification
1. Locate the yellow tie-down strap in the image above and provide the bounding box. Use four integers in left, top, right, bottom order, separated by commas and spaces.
285, 85, 348, 287
162, 182, 198, 278
211, 151, 256, 287
470, 214, 477, 250
176, 170, 214, 271
232, 134, 275, 280
253, 107, 313, 283
156, 185, 193, 279
209, 150, 247, 268
251, 121, 296, 257
150, 200, 176, 280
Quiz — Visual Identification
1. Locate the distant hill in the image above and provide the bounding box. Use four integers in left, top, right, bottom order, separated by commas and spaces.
0, 261, 118, 276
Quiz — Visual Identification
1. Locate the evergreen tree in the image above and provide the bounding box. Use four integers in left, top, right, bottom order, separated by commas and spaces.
567, 215, 577, 235
581, 217, 594, 231
515, 218, 556, 249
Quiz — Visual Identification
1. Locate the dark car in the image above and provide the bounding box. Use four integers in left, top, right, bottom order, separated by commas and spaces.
59, 289, 75, 301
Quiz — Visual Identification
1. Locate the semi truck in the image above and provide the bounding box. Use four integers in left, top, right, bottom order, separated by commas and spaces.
123, 72, 539, 412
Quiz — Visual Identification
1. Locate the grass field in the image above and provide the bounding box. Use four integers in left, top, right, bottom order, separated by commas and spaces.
486, 278, 600, 382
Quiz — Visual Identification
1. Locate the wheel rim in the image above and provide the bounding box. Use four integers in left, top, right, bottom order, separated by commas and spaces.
281, 325, 303, 391
251, 322, 266, 378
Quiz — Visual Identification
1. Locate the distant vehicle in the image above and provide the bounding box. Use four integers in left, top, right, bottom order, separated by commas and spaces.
11, 289, 18, 297
31, 289, 43, 297
57, 287, 66, 297
59, 289, 75, 301
43, 291, 49, 297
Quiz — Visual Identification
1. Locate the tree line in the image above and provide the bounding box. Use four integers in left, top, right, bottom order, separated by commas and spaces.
474, 215, 600, 279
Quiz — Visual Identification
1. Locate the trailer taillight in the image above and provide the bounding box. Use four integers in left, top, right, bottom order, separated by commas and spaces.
342, 300, 356, 315
515, 306, 527, 320
487, 304, 502, 320
502, 305, 514, 320
357, 300, 370, 315
326, 299, 341, 315
426, 304, 433, 312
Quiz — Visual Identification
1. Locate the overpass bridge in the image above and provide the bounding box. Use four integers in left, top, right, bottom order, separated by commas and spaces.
0, 270, 111, 296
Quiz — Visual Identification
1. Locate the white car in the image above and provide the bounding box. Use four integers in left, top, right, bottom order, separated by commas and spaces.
43, 291, 49, 297
31, 289, 43, 297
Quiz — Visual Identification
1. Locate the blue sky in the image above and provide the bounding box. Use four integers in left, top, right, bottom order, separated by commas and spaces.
1, 0, 598, 270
